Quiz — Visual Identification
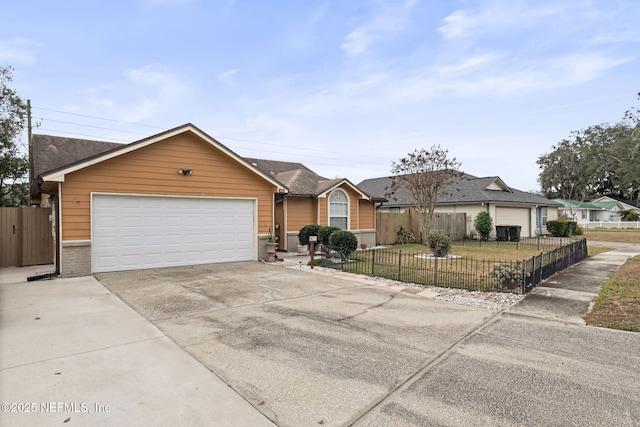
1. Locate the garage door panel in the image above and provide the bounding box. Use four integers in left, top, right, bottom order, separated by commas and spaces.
92, 195, 255, 273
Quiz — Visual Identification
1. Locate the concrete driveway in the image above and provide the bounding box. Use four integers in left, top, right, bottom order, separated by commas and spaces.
96, 262, 494, 426
94, 246, 640, 427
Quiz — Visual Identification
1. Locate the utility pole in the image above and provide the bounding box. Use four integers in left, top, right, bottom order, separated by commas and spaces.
27, 99, 33, 194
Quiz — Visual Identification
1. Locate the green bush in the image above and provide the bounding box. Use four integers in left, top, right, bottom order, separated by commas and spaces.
546, 220, 578, 237
318, 226, 341, 246
620, 209, 639, 221
329, 230, 358, 259
298, 224, 321, 245
427, 233, 451, 257
474, 211, 493, 240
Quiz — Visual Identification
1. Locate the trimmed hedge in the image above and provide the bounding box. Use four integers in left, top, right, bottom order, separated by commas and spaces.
318, 226, 341, 246
329, 230, 358, 258
427, 233, 451, 257
298, 224, 321, 245
546, 220, 578, 237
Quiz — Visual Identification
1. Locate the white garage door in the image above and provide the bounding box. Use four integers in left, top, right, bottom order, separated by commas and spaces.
495, 207, 530, 237
92, 194, 255, 273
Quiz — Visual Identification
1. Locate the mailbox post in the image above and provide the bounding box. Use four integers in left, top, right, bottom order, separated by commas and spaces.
309, 235, 317, 269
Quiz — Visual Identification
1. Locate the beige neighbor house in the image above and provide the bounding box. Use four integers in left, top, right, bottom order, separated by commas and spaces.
31, 124, 380, 277
358, 173, 560, 242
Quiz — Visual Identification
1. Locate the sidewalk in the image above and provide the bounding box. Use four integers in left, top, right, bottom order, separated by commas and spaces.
506, 242, 640, 323
0, 266, 274, 427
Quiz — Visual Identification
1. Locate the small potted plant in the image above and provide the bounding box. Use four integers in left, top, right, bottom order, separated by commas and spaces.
266, 228, 277, 261
490, 262, 530, 289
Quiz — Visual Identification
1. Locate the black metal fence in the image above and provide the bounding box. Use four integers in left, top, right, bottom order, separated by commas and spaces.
323, 238, 588, 294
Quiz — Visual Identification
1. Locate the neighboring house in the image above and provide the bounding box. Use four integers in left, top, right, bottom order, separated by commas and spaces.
555, 196, 640, 222
358, 173, 560, 240
31, 124, 380, 277
246, 158, 384, 251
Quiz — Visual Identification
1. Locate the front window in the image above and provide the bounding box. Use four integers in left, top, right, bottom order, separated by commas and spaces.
536, 207, 548, 228
329, 190, 349, 229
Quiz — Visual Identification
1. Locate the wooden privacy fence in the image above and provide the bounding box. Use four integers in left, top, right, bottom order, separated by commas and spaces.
1, 208, 54, 267
376, 210, 467, 244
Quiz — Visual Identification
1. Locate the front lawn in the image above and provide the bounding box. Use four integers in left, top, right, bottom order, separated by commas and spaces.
389, 240, 608, 260
584, 255, 640, 332
582, 228, 640, 244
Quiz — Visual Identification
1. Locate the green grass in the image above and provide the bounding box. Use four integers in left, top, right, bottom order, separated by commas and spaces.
585, 255, 640, 332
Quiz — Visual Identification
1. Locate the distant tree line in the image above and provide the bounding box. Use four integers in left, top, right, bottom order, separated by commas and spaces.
537, 103, 640, 205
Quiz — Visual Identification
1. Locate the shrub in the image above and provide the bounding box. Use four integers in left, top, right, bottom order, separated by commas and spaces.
427, 233, 451, 257
490, 262, 530, 289
298, 224, 321, 245
474, 211, 493, 240
329, 230, 358, 259
547, 220, 577, 237
396, 225, 415, 244
318, 226, 341, 246
619, 209, 639, 221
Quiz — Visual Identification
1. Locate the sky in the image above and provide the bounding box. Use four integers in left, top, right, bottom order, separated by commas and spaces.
2, 0, 639, 192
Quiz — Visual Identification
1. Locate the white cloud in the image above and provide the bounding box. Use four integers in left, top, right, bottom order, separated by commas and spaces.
340, 0, 417, 56
80, 65, 191, 123
217, 69, 237, 86
0, 38, 40, 67
437, 1, 566, 40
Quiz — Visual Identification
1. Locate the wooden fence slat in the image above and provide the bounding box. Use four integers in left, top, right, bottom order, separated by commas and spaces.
376, 210, 466, 244
0, 207, 53, 267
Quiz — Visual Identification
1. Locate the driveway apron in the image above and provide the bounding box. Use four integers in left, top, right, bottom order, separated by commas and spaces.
96, 262, 492, 426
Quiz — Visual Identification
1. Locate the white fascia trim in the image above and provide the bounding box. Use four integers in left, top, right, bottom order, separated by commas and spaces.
41, 125, 288, 193
317, 180, 370, 200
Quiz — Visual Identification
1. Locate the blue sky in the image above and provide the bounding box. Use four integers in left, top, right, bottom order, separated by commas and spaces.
3, 0, 639, 191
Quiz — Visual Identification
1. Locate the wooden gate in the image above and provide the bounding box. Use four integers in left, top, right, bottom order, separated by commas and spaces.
376, 210, 467, 244
1, 208, 54, 267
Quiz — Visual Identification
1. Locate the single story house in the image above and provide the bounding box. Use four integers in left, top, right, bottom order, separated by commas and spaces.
555, 196, 640, 222
31, 124, 380, 277
358, 173, 560, 241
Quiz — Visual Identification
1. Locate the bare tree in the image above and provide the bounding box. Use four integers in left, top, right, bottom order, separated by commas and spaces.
388, 146, 462, 242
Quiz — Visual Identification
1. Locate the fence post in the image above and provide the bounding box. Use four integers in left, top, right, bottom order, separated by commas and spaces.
371, 249, 376, 276
398, 250, 402, 281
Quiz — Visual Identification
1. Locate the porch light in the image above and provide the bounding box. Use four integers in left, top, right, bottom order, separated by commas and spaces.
178, 169, 193, 175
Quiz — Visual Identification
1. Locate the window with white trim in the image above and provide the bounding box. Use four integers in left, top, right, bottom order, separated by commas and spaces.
329, 190, 349, 229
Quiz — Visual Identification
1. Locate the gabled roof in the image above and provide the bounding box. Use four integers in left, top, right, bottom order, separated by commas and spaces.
593, 195, 640, 209
554, 199, 619, 210
34, 124, 287, 193
358, 173, 560, 207
31, 135, 122, 196
246, 157, 383, 200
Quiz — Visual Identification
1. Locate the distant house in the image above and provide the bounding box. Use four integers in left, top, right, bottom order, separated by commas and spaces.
358, 173, 560, 241
555, 196, 640, 222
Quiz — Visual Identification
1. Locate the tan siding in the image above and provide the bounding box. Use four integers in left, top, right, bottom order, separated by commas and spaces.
286, 198, 317, 231
60, 133, 276, 241
358, 200, 375, 229
319, 197, 328, 226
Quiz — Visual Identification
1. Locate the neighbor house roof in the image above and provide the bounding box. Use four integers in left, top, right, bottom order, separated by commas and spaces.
554, 199, 618, 210
32, 124, 288, 194
31, 134, 122, 195
358, 173, 560, 207
246, 157, 384, 200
